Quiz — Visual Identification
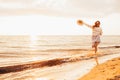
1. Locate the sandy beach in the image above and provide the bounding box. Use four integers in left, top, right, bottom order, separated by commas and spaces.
79, 57, 120, 80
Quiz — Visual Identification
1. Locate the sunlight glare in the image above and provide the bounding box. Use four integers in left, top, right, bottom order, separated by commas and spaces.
30, 35, 38, 43
31, 57, 43, 61
29, 34, 38, 50
35, 78, 49, 80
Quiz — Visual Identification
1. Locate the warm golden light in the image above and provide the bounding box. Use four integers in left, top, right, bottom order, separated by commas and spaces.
29, 34, 38, 50
35, 78, 49, 80
30, 34, 38, 43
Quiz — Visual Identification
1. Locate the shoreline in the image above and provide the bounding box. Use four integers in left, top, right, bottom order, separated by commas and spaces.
0, 48, 120, 74
0, 52, 120, 80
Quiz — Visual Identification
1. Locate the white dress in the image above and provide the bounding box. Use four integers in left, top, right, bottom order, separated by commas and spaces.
92, 27, 102, 47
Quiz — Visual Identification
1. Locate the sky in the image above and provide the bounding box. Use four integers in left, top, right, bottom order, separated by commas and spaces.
0, 0, 120, 35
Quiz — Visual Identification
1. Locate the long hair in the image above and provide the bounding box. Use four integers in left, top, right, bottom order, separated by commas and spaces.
93, 21, 100, 29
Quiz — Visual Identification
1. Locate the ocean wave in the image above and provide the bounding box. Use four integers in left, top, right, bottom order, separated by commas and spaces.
35, 46, 120, 52
0, 51, 119, 74
99, 45, 120, 49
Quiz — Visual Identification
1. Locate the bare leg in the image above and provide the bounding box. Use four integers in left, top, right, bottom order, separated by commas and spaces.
94, 42, 100, 65
95, 45, 97, 54
94, 42, 99, 54
94, 56, 99, 65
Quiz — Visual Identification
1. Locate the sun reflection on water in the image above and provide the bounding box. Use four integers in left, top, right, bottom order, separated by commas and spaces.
29, 35, 38, 50
35, 78, 49, 80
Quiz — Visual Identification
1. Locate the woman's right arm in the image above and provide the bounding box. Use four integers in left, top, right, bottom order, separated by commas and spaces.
83, 22, 93, 29
77, 20, 93, 29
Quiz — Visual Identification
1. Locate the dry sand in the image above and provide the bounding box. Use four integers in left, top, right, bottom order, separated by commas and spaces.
79, 57, 120, 80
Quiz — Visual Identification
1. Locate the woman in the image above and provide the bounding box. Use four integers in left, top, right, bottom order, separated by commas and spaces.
77, 20, 103, 54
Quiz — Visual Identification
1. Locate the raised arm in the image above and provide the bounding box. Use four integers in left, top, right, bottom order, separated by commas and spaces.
83, 22, 92, 29
77, 20, 93, 29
